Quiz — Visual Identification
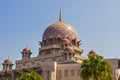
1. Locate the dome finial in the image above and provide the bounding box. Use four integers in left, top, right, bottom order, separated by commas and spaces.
26, 44, 28, 48
59, 7, 62, 21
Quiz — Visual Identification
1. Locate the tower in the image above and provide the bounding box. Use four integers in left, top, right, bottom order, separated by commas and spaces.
21, 47, 32, 59
2, 57, 14, 70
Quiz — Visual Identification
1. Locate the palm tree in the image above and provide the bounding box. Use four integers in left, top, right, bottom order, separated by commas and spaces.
17, 71, 42, 80
80, 55, 112, 80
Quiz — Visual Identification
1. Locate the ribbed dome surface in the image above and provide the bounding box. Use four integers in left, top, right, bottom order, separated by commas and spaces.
42, 21, 78, 40
4, 57, 12, 64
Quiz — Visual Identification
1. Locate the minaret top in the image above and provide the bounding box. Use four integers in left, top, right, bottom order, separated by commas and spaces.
88, 49, 96, 56
22, 45, 30, 53
59, 7, 62, 21
3, 57, 13, 64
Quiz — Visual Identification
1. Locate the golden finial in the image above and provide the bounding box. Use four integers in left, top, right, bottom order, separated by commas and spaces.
59, 7, 62, 21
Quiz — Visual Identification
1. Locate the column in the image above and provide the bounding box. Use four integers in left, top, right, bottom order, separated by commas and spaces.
50, 70, 56, 80
12, 71, 14, 80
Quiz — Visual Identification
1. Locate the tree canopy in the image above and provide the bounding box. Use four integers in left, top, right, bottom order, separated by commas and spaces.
118, 76, 120, 80
17, 71, 42, 80
80, 55, 113, 80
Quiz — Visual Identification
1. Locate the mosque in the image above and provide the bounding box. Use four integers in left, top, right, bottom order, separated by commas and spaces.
0, 9, 120, 80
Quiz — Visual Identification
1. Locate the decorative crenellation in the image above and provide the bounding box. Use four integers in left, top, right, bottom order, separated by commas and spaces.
16, 56, 60, 69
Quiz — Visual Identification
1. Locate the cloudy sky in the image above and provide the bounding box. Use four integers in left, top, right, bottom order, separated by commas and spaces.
0, 0, 120, 69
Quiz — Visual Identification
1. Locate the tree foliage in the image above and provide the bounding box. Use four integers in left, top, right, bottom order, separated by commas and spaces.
17, 71, 42, 80
118, 76, 120, 80
80, 55, 113, 80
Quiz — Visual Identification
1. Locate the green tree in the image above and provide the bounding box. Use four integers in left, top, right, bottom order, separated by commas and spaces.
17, 71, 42, 80
118, 76, 120, 80
80, 55, 113, 80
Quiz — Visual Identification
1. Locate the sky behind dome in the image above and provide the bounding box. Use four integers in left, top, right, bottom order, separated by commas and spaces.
0, 0, 120, 69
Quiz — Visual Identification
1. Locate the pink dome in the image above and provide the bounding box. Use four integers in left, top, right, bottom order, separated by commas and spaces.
23, 47, 30, 52
42, 21, 78, 41
64, 46, 74, 53
89, 49, 96, 55
4, 57, 12, 64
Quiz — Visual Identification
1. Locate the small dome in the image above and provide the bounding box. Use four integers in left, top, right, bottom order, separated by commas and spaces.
64, 46, 74, 53
42, 21, 78, 41
23, 47, 30, 52
62, 38, 70, 43
89, 49, 96, 55
4, 57, 12, 64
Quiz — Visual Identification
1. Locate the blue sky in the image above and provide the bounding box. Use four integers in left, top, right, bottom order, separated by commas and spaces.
0, 0, 120, 69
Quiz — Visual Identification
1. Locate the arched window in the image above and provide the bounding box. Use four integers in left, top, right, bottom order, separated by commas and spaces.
61, 44, 64, 50
64, 70, 68, 77
64, 53, 67, 60
69, 53, 72, 59
56, 38, 61, 44
28, 54, 30, 58
45, 51, 51, 55
71, 69, 75, 76
72, 39, 76, 46
25, 53, 27, 58
58, 70, 62, 79
44, 40, 47, 46
49, 39, 53, 45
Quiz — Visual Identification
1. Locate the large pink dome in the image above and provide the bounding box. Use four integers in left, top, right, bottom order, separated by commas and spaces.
42, 21, 78, 40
